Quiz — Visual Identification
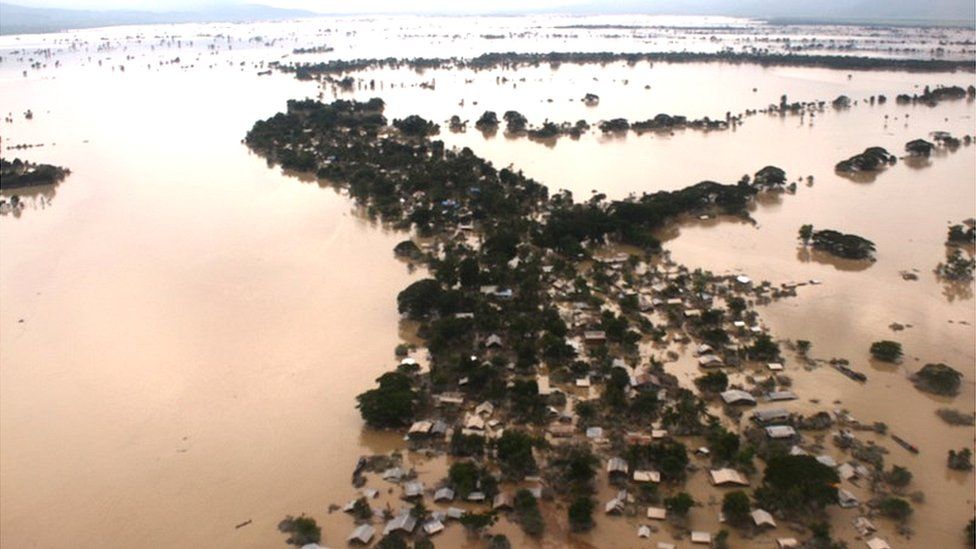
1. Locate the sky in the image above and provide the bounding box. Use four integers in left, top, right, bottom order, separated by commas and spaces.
5, 0, 976, 20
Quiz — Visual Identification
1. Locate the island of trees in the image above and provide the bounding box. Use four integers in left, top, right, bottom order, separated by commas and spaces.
798, 225, 876, 260
0, 157, 70, 190
275, 51, 976, 82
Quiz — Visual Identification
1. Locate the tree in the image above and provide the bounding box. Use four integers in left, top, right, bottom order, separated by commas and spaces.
878, 497, 913, 522
551, 446, 599, 495
796, 340, 811, 356
629, 389, 659, 420
487, 534, 511, 549
568, 496, 595, 532
449, 461, 491, 498
377, 535, 409, 549
713, 529, 730, 549
706, 424, 741, 463
870, 341, 903, 362
496, 430, 538, 480
277, 515, 321, 546
459, 511, 497, 535
884, 465, 912, 488
695, 371, 729, 393
352, 497, 373, 520
397, 279, 443, 319
450, 431, 485, 457
798, 224, 814, 245
749, 334, 780, 361
948, 448, 974, 470
356, 371, 417, 428
665, 492, 695, 517
755, 455, 839, 514
727, 296, 747, 318
513, 489, 545, 537
509, 379, 546, 423
913, 363, 963, 396
722, 491, 751, 526
967, 518, 975, 546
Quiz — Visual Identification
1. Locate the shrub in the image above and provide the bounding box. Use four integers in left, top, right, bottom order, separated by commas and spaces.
869, 340, 903, 362
277, 515, 321, 546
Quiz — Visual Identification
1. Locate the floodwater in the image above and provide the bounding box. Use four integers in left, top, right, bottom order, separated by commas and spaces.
0, 57, 425, 547
1, 15, 974, 549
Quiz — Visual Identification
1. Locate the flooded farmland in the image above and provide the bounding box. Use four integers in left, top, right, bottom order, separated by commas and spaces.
1, 13, 974, 549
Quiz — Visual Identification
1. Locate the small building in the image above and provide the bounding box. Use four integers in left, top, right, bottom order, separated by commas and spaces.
767, 362, 784, 371
752, 509, 777, 528
347, 524, 376, 545
382, 467, 405, 481
586, 426, 604, 439
576, 377, 591, 388
768, 390, 798, 402
607, 457, 629, 476
492, 492, 513, 510
605, 496, 626, 515
816, 455, 838, 468
646, 507, 667, 520
475, 401, 494, 417
464, 414, 486, 431
422, 519, 445, 535
721, 390, 757, 406
638, 525, 651, 538
446, 507, 465, 520
838, 489, 859, 508
776, 539, 799, 548
485, 334, 503, 348
710, 468, 749, 486
402, 481, 424, 499
434, 487, 455, 502
765, 425, 797, 439
691, 531, 712, 544
383, 511, 418, 536
853, 517, 877, 536
408, 420, 434, 437
537, 375, 552, 396
548, 424, 574, 438
752, 409, 790, 423
865, 538, 891, 549
633, 470, 660, 483
466, 491, 486, 502
435, 393, 464, 406
698, 355, 725, 368
583, 330, 607, 343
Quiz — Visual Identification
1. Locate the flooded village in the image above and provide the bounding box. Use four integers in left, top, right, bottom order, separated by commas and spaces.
0, 5, 974, 549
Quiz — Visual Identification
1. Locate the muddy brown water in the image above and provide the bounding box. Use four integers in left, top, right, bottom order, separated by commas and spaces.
1, 17, 974, 549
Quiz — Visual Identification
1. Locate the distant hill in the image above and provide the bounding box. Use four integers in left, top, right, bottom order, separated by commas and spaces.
0, 3, 319, 35
545, 0, 975, 26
